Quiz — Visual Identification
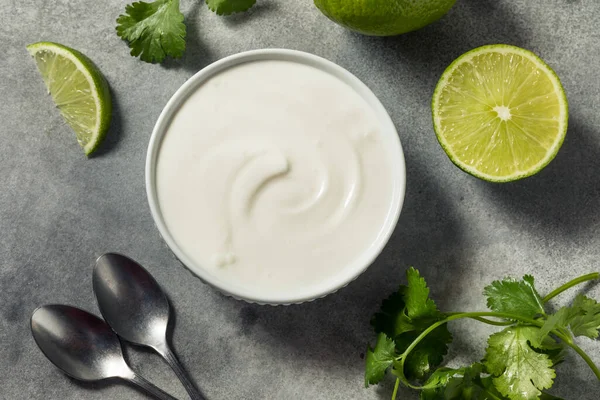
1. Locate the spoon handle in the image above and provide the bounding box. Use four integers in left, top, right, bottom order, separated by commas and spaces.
128, 373, 179, 400
157, 344, 205, 400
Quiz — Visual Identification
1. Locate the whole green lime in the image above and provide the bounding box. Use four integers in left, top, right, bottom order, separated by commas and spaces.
314, 0, 457, 36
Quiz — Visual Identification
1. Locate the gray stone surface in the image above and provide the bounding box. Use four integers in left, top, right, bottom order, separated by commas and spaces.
1, 0, 600, 399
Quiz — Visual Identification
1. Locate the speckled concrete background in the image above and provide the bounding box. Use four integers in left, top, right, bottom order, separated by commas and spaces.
1, 0, 599, 399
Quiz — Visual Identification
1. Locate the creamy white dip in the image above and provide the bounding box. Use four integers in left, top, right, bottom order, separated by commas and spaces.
156, 60, 395, 297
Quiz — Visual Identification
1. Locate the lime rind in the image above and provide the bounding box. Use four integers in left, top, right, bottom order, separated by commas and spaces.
314, 0, 457, 36
27, 42, 112, 156
432, 44, 568, 182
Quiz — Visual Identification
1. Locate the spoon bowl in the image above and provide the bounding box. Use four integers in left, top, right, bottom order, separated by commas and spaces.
94, 253, 204, 400
31, 304, 129, 381
93, 253, 169, 346
31, 304, 176, 400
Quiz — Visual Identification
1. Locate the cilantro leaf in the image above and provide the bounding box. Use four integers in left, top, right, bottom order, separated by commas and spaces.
371, 268, 452, 381
420, 368, 463, 400
365, 333, 396, 387
371, 290, 412, 337
484, 326, 555, 400
420, 364, 507, 400
483, 275, 545, 319
405, 267, 441, 319
420, 366, 468, 391
398, 268, 451, 380
477, 376, 509, 400
116, 0, 186, 63
371, 268, 443, 338
528, 307, 574, 364
569, 295, 600, 339
206, 0, 256, 15
538, 307, 574, 339
394, 325, 452, 381
371, 270, 446, 340
531, 334, 565, 367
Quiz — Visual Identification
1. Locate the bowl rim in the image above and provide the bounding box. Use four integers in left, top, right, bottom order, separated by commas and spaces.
145, 48, 406, 305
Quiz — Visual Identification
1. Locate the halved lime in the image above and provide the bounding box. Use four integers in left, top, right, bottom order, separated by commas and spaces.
432, 44, 568, 182
27, 42, 112, 156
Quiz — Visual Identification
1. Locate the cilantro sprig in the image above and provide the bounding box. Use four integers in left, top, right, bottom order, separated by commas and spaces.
116, 0, 186, 63
116, 0, 256, 63
365, 268, 600, 400
368, 267, 452, 383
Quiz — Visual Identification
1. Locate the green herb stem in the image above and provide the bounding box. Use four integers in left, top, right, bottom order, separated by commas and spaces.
467, 316, 514, 326
542, 273, 599, 303
571, 342, 600, 380
402, 311, 544, 359
391, 378, 400, 400
393, 310, 599, 390
395, 310, 600, 390
445, 312, 519, 326
394, 312, 544, 389
552, 331, 600, 380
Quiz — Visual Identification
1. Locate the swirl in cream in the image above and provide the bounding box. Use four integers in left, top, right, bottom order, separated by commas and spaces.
156, 60, 395, 297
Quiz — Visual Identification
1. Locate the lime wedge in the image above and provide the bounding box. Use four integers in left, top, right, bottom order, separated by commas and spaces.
432, 44, 568, 182
27, 42, 112, 156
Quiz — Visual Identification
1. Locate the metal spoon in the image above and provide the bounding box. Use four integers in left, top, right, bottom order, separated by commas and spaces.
93, 253, 204, 400
31, 304, 177, 400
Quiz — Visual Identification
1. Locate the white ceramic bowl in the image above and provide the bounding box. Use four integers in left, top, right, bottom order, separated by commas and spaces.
146, 49, 406, 304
